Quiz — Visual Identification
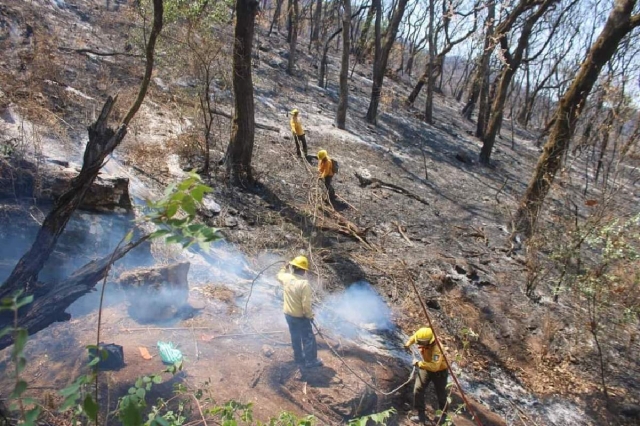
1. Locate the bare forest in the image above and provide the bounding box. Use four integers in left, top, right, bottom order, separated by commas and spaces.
0, 0, 639, 425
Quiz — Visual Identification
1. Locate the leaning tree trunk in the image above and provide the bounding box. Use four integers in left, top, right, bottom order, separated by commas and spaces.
318, 27, 342, 87
480, 0, 557, 164
0, 237, 149, 350
336, 0, 351, 129
513, 0, 640, 237
269, 0, 284, 35
461, 1, 494, 120
365, 0, 409, 124
225, 0, 259, 182
0, 0, 164, 301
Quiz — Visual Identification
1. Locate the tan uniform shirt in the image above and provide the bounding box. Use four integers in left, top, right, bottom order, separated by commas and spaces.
276, 270, 313, 318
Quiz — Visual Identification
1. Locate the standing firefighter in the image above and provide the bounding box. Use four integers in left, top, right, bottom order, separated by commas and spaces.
276, 256, 323, 368
405, 327, 449, 424
317, 150, 336, 204
289, 109, 308, 158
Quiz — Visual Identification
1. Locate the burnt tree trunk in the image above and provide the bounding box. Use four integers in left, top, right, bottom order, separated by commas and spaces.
0, 0, 163, 301
480, 0, 557, 164
309, 0, 323, 50
0, 237, 149, 350
461, 1, 494, 120
424, 0, 435, 124
336, 0, 351, 129
355, 3, 375, 59
365, 0, 408, 124
225, 0, 259, 182
318, 28, 342, 87
287, 0, 299, 74
269, 0, 284, 35
514, 0, 640, 237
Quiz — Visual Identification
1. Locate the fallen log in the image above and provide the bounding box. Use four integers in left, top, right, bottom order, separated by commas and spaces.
354, 172, 429, 205
210, 108, 280, 132
0, 235, 149, 350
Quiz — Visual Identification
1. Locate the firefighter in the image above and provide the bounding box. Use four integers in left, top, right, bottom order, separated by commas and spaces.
276, 256, 323, 368
289, 109, 308, 159
405, 327, 449, 424
317, 150, 336, 205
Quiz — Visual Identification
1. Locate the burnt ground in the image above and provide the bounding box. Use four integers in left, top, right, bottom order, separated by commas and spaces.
1, 1, 639, 425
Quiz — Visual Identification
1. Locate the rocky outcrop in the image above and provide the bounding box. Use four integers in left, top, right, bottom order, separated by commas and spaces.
0, 158, 132, 212
117, 262, 191, 322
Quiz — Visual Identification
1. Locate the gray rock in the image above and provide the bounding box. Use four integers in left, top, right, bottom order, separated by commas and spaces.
224, 216, 238, 227
153, 77, 169, 92
201, 195, 221, 217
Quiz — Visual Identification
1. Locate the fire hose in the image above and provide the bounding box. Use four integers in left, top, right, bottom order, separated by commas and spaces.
311, 321, 416, 396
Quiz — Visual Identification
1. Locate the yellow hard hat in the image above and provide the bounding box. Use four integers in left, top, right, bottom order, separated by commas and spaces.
291, 109, 299, 115
289, 255, 309, 271
317, 150, 328, 160
415, 327, 435, 345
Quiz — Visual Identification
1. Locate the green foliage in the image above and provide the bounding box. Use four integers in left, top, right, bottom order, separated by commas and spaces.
144, 172, 222, 251
0, 291, 42, 426
568, 213, 640, 322
347, 408, 396, 426
115, 363, 184, 426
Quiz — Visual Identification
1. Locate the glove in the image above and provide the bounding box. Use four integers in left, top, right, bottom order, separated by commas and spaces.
413, 360, 420, 368
403, 344, 411, 353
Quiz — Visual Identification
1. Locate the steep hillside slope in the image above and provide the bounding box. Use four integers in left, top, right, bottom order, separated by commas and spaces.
1, 1, 638, 425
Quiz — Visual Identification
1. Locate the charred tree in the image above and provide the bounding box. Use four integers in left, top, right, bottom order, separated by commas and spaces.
287, 0, 299, 74
514, 0, 640, 237
0, 237, 149, 350
461, 1, 494, 120
269, 0, 285, 35
407, 0, 479, 106
309, 0, 323, 50
0, 0, 163, 301
424, 0, 435, 124
479, 0, 563, 164
336, 0, 352, 129
365, 0, 409, 124
225, 0, 259, 182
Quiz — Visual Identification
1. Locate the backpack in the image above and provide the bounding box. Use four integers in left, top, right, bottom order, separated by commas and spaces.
332, 159, 339, 174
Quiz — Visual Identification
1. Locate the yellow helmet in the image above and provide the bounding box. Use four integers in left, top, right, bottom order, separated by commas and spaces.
289, 255, 309, 271
317, 150, 328, 160
415, 327, 435, 345
291, 109, 299, 115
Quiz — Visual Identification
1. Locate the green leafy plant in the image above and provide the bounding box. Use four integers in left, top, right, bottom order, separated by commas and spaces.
0, 291, 40, 426
145, 172, 221, 251
347, 408, 396, 426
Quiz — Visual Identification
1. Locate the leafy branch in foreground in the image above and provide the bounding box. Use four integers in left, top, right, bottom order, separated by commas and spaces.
1, 291, 40, 426
144, 171, 222, 251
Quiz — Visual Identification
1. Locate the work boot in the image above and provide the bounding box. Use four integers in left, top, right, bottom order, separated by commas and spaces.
304, 358, 323, 368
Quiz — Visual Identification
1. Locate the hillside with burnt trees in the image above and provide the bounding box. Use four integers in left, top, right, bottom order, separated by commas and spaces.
0, 0, 639, 425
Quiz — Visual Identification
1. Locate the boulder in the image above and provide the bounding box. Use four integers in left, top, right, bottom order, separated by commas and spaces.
118, 262, 191, 322
0, 158, 132, 212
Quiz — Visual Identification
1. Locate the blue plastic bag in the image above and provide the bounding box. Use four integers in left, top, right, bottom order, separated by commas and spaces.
157, 341, 183, 364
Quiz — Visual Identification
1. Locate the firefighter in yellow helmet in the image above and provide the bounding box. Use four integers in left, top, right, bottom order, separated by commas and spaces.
289, 109, 308, 159
317, 150, 336, 205
276, 256, 322, 368
405, 327, 448, 424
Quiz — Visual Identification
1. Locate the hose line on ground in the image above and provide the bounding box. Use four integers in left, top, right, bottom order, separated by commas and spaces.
312, 321, 416, 396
